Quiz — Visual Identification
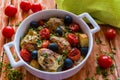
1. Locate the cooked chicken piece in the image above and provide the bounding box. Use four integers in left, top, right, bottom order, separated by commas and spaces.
20, 29, 40, 51
21, 43, 37, 51
38, 48, 63, 72
21, 29, 39, 45
50, 36, 71, 54
46, 17, 64, 32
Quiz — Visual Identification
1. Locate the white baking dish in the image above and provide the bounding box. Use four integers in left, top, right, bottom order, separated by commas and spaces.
4, 9, 100, 80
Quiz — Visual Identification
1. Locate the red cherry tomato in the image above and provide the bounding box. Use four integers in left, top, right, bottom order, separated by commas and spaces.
41, 40, 50, 48
20, 49, 31, 62
67, 33, 78, 46
98, 55, 113, 69
39, 28, 50, 39
69, 23, 79, 32
20, 1, 31, 12
2, 26, 14, 38
5, 5, 17, 17
31, 3, 42, 13
68, 48, 81, 61
105, 28, 116, 40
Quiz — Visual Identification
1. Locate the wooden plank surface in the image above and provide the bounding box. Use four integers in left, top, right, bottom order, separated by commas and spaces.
0, 0, 120, 80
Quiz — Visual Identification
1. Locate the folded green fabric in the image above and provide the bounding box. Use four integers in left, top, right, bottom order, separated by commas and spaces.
56, 0, 120, 28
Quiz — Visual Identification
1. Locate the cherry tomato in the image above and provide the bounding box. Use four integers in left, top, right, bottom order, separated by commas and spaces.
105, 28, 116, 40
5, 5, 17, 17
69, 23, 79, 32
2, 26, 14, 38
67, 33, 78, 46
39, 28, 50, 39
31, 3, 42, 13
20, 1, 31, 12
98, 55, 113, 69
20, 49, 31, 62
68, 48, 81, 61
41, 40, 50, 48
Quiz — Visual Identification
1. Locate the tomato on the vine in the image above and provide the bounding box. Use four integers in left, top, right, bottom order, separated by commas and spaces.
67, 33, 78, 46
68, 48, 81, 61
69, 23, 79, 32
20, 1, 31, 12
5, 5, 17, 17
2, 26, 15, 38
31, 3, 42, 13
20, 49, 31, 62
98, 55, 113, 69
39, 28, 50, 39
105, 28, 116, 40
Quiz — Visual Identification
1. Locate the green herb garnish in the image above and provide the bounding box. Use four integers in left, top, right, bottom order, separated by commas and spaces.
43, 53, 48, 58
5, 69, 22, 80
36, 39, 42, 47
57, 56, 62, 65
95, 37, 102, 44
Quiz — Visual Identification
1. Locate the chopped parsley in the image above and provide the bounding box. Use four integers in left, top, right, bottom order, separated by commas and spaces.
96, 66, 108, 78
0, 62, 22, 80
85, 77, 95, 80
57, 56, 62, 65
95, 37, 102, 44
36, 39, 42, 47
5, 69, 22, 80
0, 62, 3, 69
43, 53, 48, 58
15, 21, 21, 27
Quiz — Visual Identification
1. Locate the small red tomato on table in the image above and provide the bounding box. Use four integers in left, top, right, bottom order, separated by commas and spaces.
20, 1, 31, 12
31, 3, 42, 13
5, 5, 17, 17
98, 55, 113, 69
2, 26, 14, 38
105, 28, 116, 40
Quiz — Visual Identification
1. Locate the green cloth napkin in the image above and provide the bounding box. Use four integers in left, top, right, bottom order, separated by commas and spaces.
56, 0, 120, 28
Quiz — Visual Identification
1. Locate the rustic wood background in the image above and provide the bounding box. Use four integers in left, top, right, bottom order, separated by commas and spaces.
0, 0, 120, 80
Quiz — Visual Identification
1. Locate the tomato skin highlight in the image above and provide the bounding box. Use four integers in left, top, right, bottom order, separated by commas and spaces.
5, 5, 17, 17
105, 28, 116, 40
39, 28, 50, 39
68, 48, 81, 61
20, 1, 31, 12
41, 40, 50, 48
69, 23, 79, 32
2, 26, 14, 38
20, 49, 31, 62
31, 3, 42, 13
67, 33, 79, 46
98, 55, 113, 69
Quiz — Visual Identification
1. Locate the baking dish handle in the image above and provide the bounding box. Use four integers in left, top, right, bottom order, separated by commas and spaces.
4, 41, 24, 68
78, 12, 100, 34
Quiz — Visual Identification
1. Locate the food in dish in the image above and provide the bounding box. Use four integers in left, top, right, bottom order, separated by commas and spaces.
20, 16, 89, 72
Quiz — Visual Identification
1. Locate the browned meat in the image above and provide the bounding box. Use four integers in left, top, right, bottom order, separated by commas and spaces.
46, 17, 64, 32
21, 43, 37, 51
50, 36, 71, 54
38, 48, 63, 72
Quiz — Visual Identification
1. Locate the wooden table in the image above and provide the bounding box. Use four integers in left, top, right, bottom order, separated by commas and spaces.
0, 0, 120, 80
